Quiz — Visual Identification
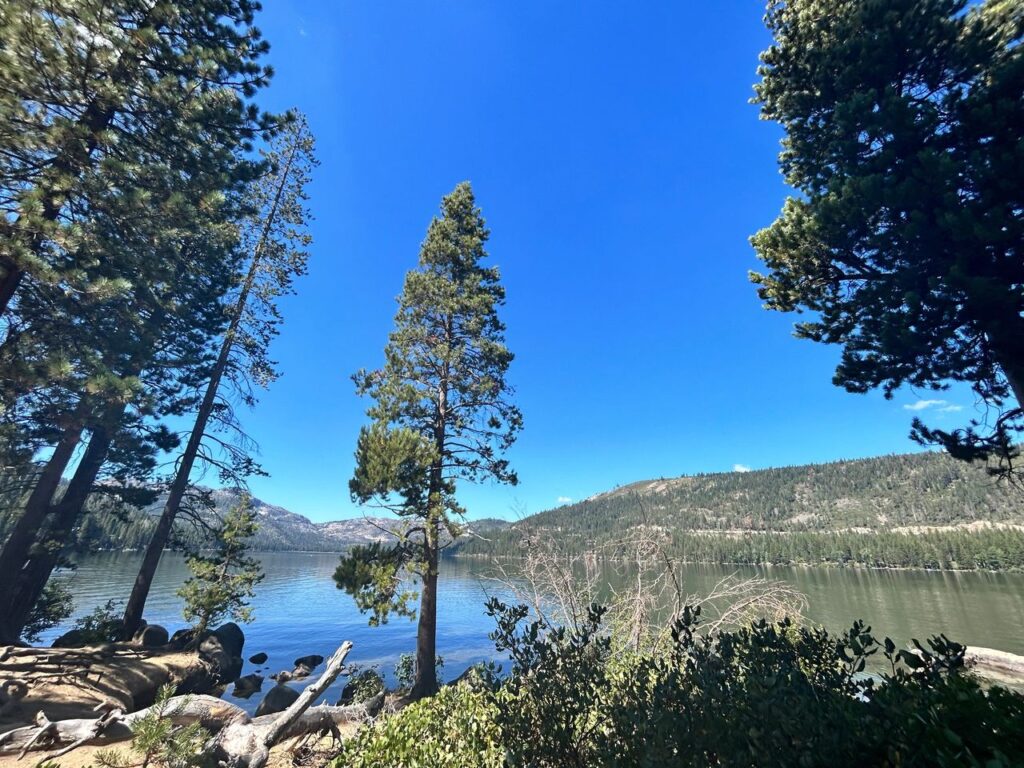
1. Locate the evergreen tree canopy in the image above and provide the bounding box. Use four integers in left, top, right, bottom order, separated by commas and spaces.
750, 0, 1024, 474
337, 181, 521, 698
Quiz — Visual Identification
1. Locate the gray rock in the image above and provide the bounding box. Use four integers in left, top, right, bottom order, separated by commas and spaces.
293, 654, 324, 670
134, 624, 169, 648
248, 652, 268, 665
255, 682, 299, 716
232, 673, 264, 699
212, 622, 245, 657
51, 629, 89, 648
198, 623, 246, 683
168, 628, 195, 649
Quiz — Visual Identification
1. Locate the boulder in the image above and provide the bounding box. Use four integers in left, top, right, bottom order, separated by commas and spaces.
231, 673, 264, 699
168, 628, 195, 650
51, 629, 90, 649
254, 682, 299, 716
212, 622, 245, 657
293, 654, 324, 670
289, 664, 313, 680
133, 624, 169, 648
248, 652, 268, 665
197, 623, 245, 684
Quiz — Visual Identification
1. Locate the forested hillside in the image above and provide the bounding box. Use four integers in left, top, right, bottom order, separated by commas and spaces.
0, 485, 511, 554
458, 452, 1024, 570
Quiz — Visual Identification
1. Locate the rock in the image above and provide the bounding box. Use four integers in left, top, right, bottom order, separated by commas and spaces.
270, 670, 293, 683
293, 654, 324, 670
51, 629, 90, 648
198, 623, 245, 684
134, 624, 169, 648
212, 622, 245, 658
289, 663, 313, 680
248, 652, 268, 665
255, 682, 299, 716
232, 673, 264, 699
168, 628, 196, 649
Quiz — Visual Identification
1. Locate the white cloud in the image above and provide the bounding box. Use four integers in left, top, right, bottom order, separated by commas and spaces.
556, 496, 573, 505
938, 404, 964, 413
903, 399, 948, 411
733, 464, 751, 473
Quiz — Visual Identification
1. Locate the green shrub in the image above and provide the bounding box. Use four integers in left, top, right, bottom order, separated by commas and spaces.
333, 600, 1024, 767
332, 685, 503, 768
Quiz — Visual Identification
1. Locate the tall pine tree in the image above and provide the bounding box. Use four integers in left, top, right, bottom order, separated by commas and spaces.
121, 115, 315, 636
334, 182, 521, 699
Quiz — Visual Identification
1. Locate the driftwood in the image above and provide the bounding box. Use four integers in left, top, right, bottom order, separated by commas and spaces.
0, 640, 361, 768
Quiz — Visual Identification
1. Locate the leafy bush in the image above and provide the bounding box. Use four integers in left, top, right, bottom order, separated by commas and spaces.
21, 580, 73, 643
393, 652, 445, 691
341, 667, 385, 705
334, 600, 1024, 768
333, 684, 503, 768
71, 599, 125, 644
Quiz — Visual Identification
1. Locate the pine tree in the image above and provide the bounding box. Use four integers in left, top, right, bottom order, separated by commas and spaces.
749, 0, 1024, 474
0, 0, 272, 319
334, 182, 521, 699
121, 115, 315, 636
178, 496, 263, 640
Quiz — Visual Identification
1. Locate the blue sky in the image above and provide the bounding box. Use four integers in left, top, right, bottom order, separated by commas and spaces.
234, 2, 972, 522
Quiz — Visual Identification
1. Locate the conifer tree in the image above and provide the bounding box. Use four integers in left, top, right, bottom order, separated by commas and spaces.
178, 496, 263, 640
121, 115, 315, 636
0, 0, 272, 319
750, 0, 1024, 474
334, 182, 521, 699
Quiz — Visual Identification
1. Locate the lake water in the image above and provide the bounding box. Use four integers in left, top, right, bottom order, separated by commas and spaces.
41, 552, 1024, 713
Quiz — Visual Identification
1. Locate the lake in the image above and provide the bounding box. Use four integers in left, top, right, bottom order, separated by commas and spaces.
41, 552, 1024, 713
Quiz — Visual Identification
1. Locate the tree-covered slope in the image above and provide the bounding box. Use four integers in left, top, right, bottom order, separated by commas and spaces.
458, 452, 1024, 570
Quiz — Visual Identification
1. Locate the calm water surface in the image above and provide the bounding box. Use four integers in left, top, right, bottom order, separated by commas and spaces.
41, 553, 1024, 713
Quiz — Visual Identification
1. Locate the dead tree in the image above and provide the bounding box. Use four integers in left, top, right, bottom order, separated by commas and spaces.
0, 640, 381, 768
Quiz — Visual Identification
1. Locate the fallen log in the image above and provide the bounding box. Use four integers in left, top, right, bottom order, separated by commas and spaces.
0, 640, 359, 768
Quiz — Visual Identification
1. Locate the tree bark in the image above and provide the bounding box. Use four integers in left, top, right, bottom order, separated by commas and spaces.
120, 142, 299, 639
0, 426, 82, 599
3, 424, 113, 641
0, 641, 361, 768
409, 521, 440, 700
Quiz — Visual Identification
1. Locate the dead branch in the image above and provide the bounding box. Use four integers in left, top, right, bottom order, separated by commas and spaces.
0, 640, 359, 768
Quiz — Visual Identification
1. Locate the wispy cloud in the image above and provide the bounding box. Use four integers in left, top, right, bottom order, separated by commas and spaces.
904, 399, 951, 412
733, 464, 751, 473
556, 496, 573, 505
298, 26, 307, 36
938, 404, 963, 413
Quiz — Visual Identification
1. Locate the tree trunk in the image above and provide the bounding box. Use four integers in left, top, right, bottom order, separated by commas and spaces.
410, 518, 440, 700
0, 425, 83, 643
0, 425, 81, 579
4, 425, 113, 641
121, 142, 299, 638
0, 640, 364, 768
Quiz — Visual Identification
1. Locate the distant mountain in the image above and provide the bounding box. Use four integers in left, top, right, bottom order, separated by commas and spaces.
456, 452, 1024, 570
69, 488, 511, 553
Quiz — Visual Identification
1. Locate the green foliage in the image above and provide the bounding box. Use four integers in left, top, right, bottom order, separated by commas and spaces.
460, 451, 1024, 570
333, 542, 418, 626
340, 181, 521, 697
750, 0, 1024, 473
337, 601, 1024, 768
394, 652, 445, 691
178, 497, 263, 637
332, 684, 504, 768
97, 684, 206, 768
70, 599, 125, 644
20, 580, 73, 644
342, 667, 386, 705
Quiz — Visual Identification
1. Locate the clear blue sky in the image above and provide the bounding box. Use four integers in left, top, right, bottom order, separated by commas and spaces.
236, 1, 972, 522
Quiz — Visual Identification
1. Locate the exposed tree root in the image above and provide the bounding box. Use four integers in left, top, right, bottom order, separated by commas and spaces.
0, 640, 362, 768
